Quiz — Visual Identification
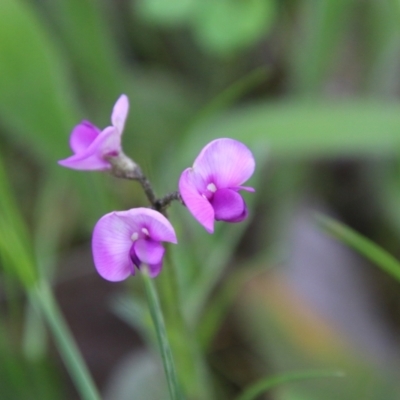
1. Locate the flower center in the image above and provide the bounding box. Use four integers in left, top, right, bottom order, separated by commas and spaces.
131, 232, 139, 241
131, 228, 150, 242
207, 183, 217, 193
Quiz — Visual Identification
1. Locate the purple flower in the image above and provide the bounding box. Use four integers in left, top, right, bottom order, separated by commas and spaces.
58, 94, 129, 170
92, 208, 177, 281
179, 138, 255, 233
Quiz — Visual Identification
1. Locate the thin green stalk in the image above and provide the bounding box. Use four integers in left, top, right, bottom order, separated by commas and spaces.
0, 152, 100, 400
161, 248, 214, 400
142, 269, 183, 400
190, 66, 269, 128
30, 282, 101, 400
316, 213, 400, 282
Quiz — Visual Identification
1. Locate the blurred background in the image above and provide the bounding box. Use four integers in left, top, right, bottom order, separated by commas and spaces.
2, 0, 400, 399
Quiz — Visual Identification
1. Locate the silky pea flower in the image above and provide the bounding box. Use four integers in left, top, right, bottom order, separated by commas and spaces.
179, 138, 255, 233
58, 94, 129, 170
92, 208, 177, 281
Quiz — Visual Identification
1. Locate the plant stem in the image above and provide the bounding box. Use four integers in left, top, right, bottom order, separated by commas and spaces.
30, 281, 101, 400
142, 269, 183, 400
160, 249, 213, 400
155, 192, 182, 212
107, 153, 181, 211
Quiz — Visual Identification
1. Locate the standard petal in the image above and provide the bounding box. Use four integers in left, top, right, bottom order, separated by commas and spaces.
123, 208, 177, 243
69, 121, 100, 154
92, 212, 136, 281
179, 168, 215, 233
211, 188, 246, 222
58, 127, 119, 170
111, 94, 129, 133
134, 239, 165, 266
100, 126, 122, 157
193, 138, 255, 188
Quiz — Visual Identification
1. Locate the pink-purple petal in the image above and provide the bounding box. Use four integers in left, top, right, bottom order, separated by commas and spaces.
193, 138, 255, 189
127, 208, 178, 243
144, 262, 163, 278
69, 121, 100, 154
58, 152, 111, 170
134, 239, 165, 266
224, 201, 248, 222
179, 168, 215, 233
58, 126, 119, 170
92, 212, 136, 282
99, 126, 122, 157
129, 245, 140, 269
235, 186, 255, 193
211, 188, 245, 221
111, 94, 129, 133
92, 208, 176, 281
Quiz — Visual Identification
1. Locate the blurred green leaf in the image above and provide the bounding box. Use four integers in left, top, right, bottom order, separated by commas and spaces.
191, 66, 270, 128
316, 214, 400, 282
42, 0, 124, 104
121, 70, 197, 171
290, 0, 355, 93
110, 294, 156, 348
0, 323, 63, 400
33, 172, 77, 279
185, 101, 400, 161
0, 153, 37, 288
235, 370, 344, 400
31, 283, 101, 400
136, 0, 197, 26
0, 0, 79, 162
193, 0, 276, 56
104, 351, 166, 400
364, 0, 400, 95
198, 260, 268, 349
183, 189, 259, 326
22, 302, 47, 362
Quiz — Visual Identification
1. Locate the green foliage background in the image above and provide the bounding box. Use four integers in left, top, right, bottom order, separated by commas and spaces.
1, 0, 400, 399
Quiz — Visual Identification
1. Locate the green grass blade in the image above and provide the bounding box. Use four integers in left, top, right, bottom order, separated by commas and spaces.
0, 154, 100, 399
235, 370, 345, 400
31, 282, 101, 400
198, 262, 267, 349
191, 66, 270, 127
0, 155, 37, 288
142, 269, 183, 400
316, 214, 400, 282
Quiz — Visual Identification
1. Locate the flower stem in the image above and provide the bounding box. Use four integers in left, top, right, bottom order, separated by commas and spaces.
137, 173, 158, 205
155, 192, 182, 212
159, 249, 213, 400
142, 268, 183, 400
107, 153, 182, 211
30, 281, 101, 400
